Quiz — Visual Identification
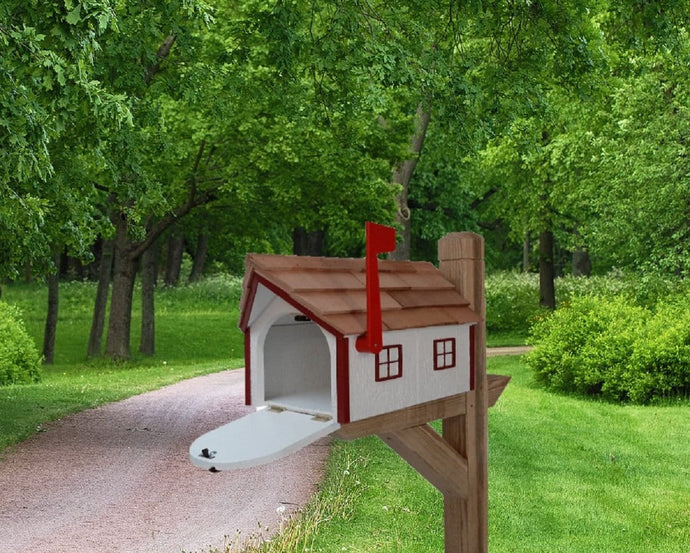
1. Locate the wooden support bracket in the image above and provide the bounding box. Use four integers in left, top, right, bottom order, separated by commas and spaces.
379, 424, 470, 498
333, 374, 510, 442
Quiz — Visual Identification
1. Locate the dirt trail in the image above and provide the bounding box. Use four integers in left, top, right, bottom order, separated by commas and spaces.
0, 346, 527, 552
0, 370, 329, 553
486, 345, 532, 357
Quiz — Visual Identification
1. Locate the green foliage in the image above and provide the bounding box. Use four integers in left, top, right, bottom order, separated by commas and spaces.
526, 296, 646, 397
0, 302, 42, 386
526, 294, 690, 403
626, 299, 690, 403
486, 270, 687, 333
575, 42, 690, 276
486, 272, 547, 333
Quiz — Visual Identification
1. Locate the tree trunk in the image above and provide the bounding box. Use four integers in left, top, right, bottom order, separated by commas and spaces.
389, 101, 431, 261
164, 234, 184, 286
86, 238, 103, 281
42, 255, 61, 365
523, 233, 531, 272
572, 248, 592, 277
188, 233, 209, 283
139, 241, 158, 356
292, 227, 325, 256
105, 218, 138, 360
87, 239, 114, 358
539, 230, 556, 310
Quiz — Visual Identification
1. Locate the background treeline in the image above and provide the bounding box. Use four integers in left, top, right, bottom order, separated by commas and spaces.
4, 271, 689, 402
2, 1, 690, 364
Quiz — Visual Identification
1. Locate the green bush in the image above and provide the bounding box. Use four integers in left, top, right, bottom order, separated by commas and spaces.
626, 299, 690, 403
485, 272, 546, 332
485, 270, 687, 333
157, 274, 244, 311
556, 272, 685, 309
526, 295, 690, 403
0, 302, 42, 386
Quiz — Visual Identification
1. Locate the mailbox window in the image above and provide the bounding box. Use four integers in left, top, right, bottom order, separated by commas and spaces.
434, 338, 456, 370
376, 345, 403, 382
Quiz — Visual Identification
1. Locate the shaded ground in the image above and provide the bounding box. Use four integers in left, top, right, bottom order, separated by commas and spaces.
0, 370, 329, 553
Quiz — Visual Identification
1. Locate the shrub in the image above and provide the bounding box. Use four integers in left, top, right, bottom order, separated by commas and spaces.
526, 296, 647, 398
626, 299, 690, 403
485, 270, 687, 334
526, 295, 690, 403
556, 272, 685, 309
156, 274, 244, 312
0, 302, 42, 386
485, 272, 546, 332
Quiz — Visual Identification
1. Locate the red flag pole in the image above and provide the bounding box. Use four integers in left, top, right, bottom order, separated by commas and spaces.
356, 222, 396, 354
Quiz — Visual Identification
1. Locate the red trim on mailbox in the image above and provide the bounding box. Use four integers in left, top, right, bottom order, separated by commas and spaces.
336, 336, 351, 424
433, 337, 457, 371
244, 329, 251, 406
248, 275, 343, 339
375, 344, 403, 382
239, 277, 259, 332
469, 325, 476, 391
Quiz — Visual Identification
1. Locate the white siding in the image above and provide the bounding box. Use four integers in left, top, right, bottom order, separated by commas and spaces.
347, 325, 472, 422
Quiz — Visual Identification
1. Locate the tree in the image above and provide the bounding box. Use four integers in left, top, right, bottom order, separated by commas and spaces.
74, 1, 221, 360
579, 47, 690, 275
0, 0, 129, 279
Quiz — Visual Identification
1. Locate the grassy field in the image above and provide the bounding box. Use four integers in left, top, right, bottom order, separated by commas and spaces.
239, 356, 690, 553
0, 279, 245, 452
2, 280, 688, 553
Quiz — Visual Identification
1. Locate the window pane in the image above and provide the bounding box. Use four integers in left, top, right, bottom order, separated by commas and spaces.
376, 345, 403, 381
434, 338, 456, 370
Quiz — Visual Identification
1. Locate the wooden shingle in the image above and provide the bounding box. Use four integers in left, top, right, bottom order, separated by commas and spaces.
240, 253, 479, 335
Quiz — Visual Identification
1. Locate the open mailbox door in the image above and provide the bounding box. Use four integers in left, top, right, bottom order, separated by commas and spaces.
189, 407, 340, 471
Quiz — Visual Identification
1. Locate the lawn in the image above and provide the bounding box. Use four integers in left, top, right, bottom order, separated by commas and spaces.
242, 356, 690, 553
2, 281, 688, 553
0, 279, 245, 452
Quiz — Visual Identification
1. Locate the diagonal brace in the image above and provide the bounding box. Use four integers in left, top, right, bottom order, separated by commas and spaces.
379, 423, 469, 498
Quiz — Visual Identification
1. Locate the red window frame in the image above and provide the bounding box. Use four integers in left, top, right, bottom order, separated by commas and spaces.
375, 345, 403, 382
434, 338, 456, 371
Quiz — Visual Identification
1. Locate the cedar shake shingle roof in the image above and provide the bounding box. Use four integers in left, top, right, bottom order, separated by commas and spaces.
239, 254, 479, 336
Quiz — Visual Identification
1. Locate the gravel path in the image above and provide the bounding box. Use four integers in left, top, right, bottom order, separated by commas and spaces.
0, 370, 329, 553
486, 345, 532, 357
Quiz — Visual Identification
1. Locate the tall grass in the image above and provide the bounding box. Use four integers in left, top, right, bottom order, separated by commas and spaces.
195, 452, 369, 553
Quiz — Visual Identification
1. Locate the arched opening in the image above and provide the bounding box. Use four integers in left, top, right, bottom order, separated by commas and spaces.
263, 314, 332, 416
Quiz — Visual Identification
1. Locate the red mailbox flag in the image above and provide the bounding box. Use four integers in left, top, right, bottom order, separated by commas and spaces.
355, 222, 397, 354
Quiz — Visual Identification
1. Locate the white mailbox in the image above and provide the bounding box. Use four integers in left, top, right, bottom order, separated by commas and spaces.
190, 224, 479, 471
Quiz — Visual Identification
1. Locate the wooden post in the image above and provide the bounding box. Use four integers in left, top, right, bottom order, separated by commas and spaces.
438, 233, 488, 553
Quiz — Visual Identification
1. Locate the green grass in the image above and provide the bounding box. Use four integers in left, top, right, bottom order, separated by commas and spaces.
3, 280, 688, 553
486, 330, 528, 347
239, 356, 689, 553
0, 278, 245, 453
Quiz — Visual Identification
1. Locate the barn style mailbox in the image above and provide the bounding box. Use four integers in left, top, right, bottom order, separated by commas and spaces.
190, 224, 480, 470
190, 224, 509, 553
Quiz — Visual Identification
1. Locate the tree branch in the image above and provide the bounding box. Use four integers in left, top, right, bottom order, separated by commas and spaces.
145, 33, 176, 85
130, 184, 220, 261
